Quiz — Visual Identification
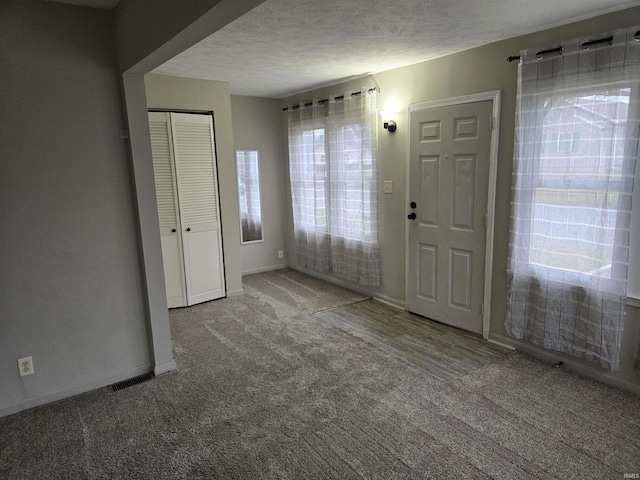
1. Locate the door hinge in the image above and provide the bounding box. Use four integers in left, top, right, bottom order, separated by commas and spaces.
489, 116, 494, 131
484, 213, 488, 228
481, 304, 485, 315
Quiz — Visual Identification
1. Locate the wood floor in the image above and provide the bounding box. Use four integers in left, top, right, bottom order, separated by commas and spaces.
315, 299, 511, 381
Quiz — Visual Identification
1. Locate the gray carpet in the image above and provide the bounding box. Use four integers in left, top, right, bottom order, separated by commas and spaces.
1, 268, 639, 479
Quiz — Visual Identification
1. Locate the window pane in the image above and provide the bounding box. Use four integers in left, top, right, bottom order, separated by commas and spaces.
530, 87, 630, 277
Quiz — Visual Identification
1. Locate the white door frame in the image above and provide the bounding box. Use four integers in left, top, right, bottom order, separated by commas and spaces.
405, 90, 501, 339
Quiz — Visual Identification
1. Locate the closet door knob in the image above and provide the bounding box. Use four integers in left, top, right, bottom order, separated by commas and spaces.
186, 227, 191, 232
171, 228, 176, 233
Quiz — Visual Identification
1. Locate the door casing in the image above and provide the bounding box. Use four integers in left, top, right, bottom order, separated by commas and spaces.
405, 91, 501, 339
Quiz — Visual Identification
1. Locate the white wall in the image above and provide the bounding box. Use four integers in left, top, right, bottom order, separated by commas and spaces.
231, 96, 287, 275
0, 0, 152, 416
281, 7, 640, 391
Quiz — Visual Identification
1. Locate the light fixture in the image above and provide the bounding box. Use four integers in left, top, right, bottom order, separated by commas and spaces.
383, 120, 397, 133
380, 102, 400, 133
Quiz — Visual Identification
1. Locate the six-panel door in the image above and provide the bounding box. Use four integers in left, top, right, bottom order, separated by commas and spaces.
407, 101, 492, 333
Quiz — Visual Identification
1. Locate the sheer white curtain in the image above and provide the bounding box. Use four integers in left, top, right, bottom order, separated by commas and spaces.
507, 26, 640, 370
327, 89, 380, 286
288, 102, 330, 272
287, 88, 381, 286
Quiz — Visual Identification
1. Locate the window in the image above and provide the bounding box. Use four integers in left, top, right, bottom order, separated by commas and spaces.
287, 89, 380, 286
507, 26, 640, 371
528, 86, 632, 281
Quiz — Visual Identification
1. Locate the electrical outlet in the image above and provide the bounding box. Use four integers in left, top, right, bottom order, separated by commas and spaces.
278, 249, 284, 259
17, 356, 34, 377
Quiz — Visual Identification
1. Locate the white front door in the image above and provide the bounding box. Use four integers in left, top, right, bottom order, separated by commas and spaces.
407, 100, 493, 333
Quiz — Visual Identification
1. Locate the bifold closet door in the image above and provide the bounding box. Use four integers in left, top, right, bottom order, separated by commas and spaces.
149, 112, 187, 308
149, 112, 226, 307
171, 113, 225, 305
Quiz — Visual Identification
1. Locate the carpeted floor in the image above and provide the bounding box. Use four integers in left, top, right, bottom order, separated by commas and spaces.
1, 268, 639, 479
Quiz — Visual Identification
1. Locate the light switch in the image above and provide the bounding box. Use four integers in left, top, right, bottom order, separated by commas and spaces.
384, 181, 393, 194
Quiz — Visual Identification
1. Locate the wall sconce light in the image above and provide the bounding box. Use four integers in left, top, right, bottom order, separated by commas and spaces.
380, 102, 400, 133
383, 120, 397, 133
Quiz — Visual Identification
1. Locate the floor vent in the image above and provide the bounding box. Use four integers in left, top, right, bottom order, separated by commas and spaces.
109, 373, 154, 392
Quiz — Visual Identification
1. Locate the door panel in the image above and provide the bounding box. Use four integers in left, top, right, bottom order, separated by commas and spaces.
183, 228, 224, 304
171, 113, 226, 306
418, 245, 438, 300
452, 154, 476, 230
420, 156, 439, 225
407, 101, 492, 333
160, 233, 186, 308
449, 248, 472, 310
149, 112, 187, 308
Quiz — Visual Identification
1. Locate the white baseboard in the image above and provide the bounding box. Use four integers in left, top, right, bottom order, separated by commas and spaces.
242, 264, 287, 276
373, 294, 405, 310
490, 333, 640, 395
628, 296, 640, 308
154, 360, 177, 376
289, 266, 372, 298
290, 266, 406, 309
0, 363, 153, 419
226, 288, 244, 298
487, 337, 516, 351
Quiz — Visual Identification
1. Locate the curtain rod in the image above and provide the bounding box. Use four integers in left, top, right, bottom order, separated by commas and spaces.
506, 31, 638, 62
282, 87, 379, 112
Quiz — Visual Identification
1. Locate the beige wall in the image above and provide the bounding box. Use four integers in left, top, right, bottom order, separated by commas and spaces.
145, 73, 243, 296
281, 7, 640, 391
231, 96, 287, 274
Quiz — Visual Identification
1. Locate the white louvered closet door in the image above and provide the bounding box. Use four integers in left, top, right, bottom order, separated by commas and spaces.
170, 113, 226, 305
149, 112, 187, 308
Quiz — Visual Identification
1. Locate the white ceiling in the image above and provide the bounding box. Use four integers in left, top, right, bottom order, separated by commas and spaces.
46, 0, 640, 98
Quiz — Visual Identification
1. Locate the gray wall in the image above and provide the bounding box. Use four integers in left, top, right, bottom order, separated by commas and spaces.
281, 7, 640, 391
0, 0, 272, 418
145, 74, 244, 296
114, 0, 267, 374
115, 0, 222, 72
2, 0, 638, 418
0, 0, 151, 416
114, 0, 266, 74
0, 0, 269, 417
231, 96, 287, 274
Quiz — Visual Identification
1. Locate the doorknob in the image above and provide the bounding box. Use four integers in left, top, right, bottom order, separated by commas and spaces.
407, 213, 417, 220
171, 228, 176, 233
186, 227, 191, 232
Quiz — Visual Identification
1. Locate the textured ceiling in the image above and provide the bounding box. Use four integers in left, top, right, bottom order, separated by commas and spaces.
44, 0, 120, 9
44, 0, 640, 97
153, 0, 640, 98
